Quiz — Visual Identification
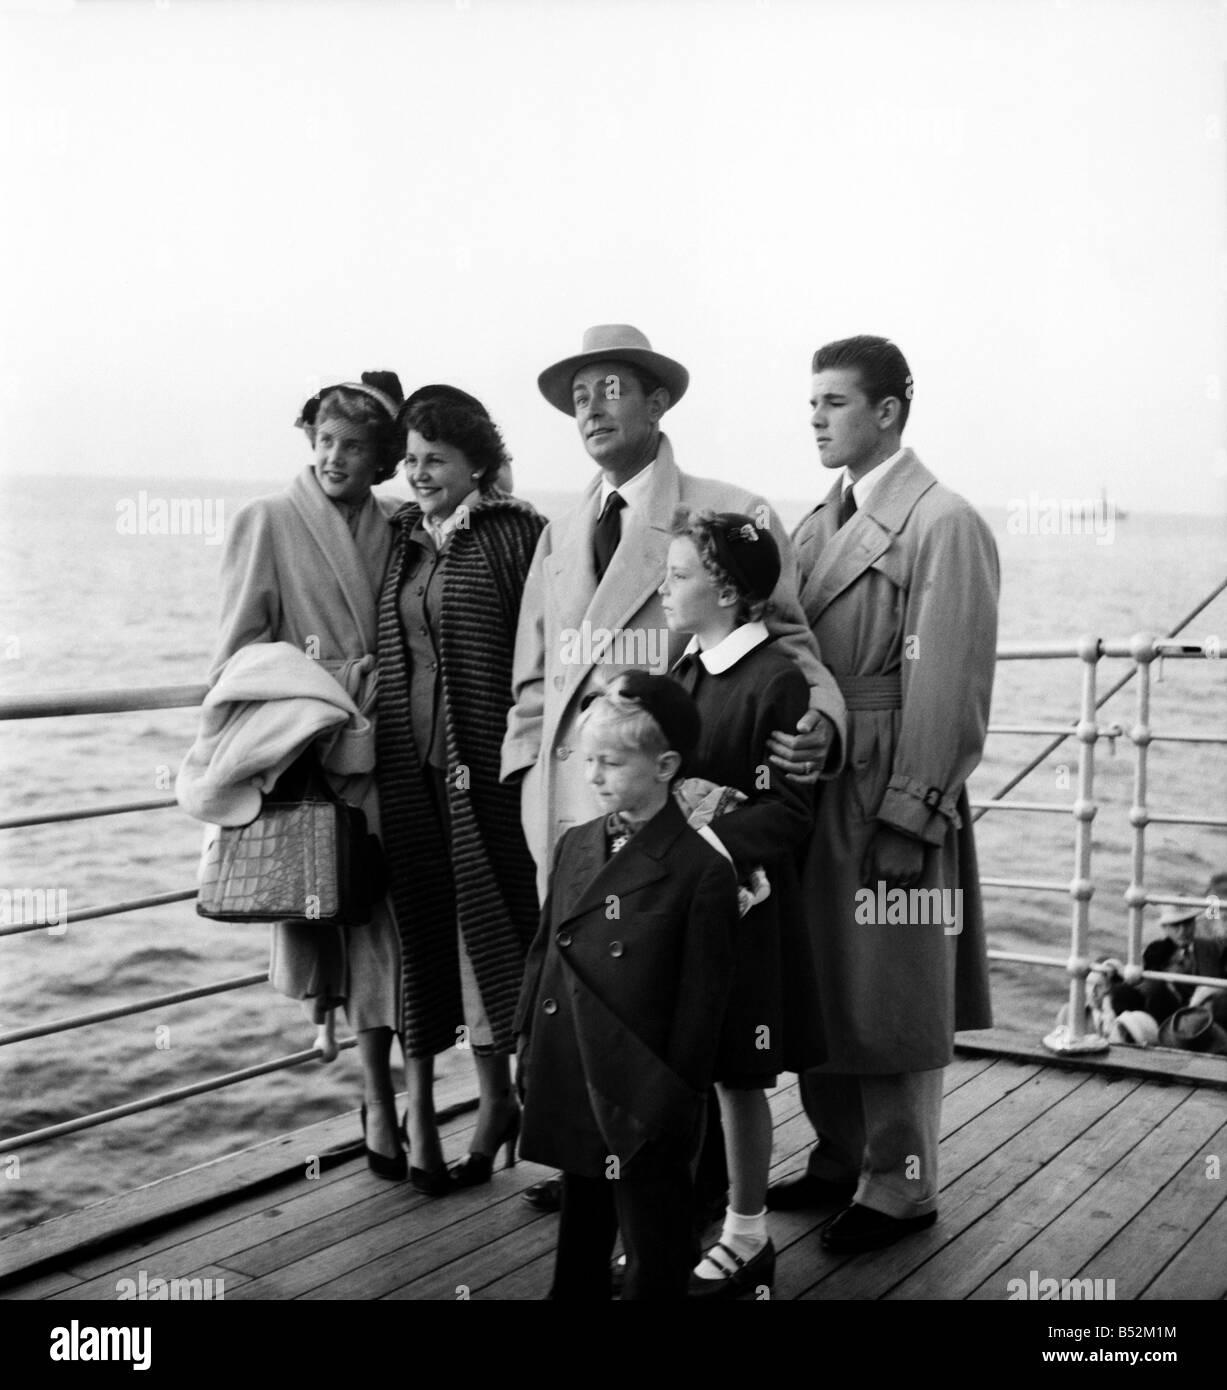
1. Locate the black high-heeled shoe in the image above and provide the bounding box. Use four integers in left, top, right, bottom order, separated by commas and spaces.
401, 1114, 451, 1197
360, 1102, 407, 1182
450, 1106, 521, 1189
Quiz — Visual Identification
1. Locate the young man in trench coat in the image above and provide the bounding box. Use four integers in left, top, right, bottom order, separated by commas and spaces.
767, 334, 998, 1253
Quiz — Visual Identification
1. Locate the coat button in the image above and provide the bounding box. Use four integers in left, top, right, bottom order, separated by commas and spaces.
553, 675, 565, 691
609, 941, 624, 958
557, 932, 572, 948
416, 586, 425, 596
419, 625, 428, 635
556, 746, 570, 761
542, 997, 558, 1015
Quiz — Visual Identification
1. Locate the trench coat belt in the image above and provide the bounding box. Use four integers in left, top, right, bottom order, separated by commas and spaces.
835, 673, 902, 711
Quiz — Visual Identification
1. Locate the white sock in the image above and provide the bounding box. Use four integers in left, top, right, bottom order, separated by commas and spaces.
693, 1207, 768, 1280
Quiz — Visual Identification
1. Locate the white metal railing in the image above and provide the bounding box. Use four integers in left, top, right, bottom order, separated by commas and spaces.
0, 623, 1224, 1151
975, 633, 1225, 1055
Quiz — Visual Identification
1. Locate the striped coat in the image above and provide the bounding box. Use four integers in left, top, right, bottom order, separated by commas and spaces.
376, 492, 546, 1057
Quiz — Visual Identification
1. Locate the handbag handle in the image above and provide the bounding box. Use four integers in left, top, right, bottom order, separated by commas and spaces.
267, 746, 340, 804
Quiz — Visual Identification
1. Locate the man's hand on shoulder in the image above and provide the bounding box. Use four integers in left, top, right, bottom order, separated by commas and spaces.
768, 710, 835, 785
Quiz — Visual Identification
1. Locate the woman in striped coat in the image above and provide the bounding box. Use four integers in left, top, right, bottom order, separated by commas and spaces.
376, 385, 545, 1192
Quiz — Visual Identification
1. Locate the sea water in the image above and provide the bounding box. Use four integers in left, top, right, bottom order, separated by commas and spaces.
0, 474, 1223, 1238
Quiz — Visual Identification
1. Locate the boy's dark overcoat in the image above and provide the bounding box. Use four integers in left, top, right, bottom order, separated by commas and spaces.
515, 798, 739, 1179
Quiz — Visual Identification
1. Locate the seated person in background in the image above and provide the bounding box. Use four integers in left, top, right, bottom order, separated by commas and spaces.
1139, 901, 1227, 1025
1103, 981, 1146, 1030
1055, 958, 1123, 1037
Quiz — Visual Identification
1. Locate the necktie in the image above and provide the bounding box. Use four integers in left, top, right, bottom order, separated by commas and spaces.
837, 486, 858, 529
594, 490, 625, 580
606, 813, 634, 856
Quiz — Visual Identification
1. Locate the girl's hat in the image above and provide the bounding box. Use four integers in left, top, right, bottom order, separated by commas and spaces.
296, 370, 405, 430
707, 513, 781, 602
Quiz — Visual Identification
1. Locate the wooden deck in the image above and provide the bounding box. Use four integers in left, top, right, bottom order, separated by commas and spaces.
3, 1035, 1225, 1301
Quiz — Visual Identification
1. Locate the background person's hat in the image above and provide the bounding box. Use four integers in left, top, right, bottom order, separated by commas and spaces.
705, 512, 782, 603
297, 370, 404, 429
1158, 1004, 1227, 1053
1159, 903, 1200, 927
538, 324, 689, 416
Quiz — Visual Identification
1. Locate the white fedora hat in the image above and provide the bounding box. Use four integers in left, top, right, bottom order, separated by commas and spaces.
1158, 903, 1200, 927
537, 324, 689, 416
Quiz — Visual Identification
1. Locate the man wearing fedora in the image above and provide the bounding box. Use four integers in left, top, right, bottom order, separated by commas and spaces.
1140, 901, 1227, 1025
502, 324, 846, 1218
502, 324, 846, 880
765, 334, 998, 1254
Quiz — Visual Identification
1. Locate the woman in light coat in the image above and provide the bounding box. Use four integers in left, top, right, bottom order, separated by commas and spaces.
210, 371, 409, 1179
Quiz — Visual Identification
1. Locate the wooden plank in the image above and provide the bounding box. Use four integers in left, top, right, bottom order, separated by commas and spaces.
379, 1204, 561, 1301
227, 1160, 556, 1299
1078, 1119, 1227, 1299
0, 1266, 84, 1300
943, 1053, 1004, 1092
783, 1067, 1099, 1300
968, 1090, 1227, 1299
1140, 1199, 1227, 1300
958, 1027, 1227, 1092
61, 1151, 362, 1281
54, 1263, 242, 1303
883, 1076, 1186, 1300
0, 1072, 478, 1284
0, 1116, 360, 1283
477, 1249, 555, 1301
53, 1177, 408, 1298
47, 1099, 485, 1293
941, 1059, 1044, 1138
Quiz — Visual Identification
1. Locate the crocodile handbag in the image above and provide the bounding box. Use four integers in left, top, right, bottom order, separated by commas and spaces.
196, 750, 385, 925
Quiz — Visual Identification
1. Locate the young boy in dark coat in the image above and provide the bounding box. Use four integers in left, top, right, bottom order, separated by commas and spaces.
515, 672, 739, 1301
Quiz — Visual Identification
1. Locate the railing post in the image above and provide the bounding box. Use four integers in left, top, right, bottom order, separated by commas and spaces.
1044, 635, 1109, 1054
1123, 634, 1157, 983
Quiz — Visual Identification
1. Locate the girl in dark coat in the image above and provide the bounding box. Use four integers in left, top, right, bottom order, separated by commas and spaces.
660, 509, 823, 1298
376, 386, 545, 1192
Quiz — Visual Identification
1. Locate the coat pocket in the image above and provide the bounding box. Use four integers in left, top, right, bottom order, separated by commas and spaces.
847, 710, 897, 825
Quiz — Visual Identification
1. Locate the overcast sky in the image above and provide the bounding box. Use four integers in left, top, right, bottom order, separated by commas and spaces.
3, 0, 1226, 514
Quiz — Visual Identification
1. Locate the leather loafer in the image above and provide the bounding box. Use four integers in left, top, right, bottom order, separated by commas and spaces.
765, 1173, 857, 1211
688, 1239, 776, 1300
819, 1202, 937, 1253
522, 1175, 562, 1212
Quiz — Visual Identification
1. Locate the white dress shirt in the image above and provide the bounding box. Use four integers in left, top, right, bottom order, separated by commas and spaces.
844, 447, 906, 510
599, 457, 658, 517
423, 488, 481, 550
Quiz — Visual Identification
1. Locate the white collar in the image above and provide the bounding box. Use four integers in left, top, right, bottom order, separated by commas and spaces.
599, 456, 657, 512
423, 489, 481, 547
681, 620, 771, 675
847, 447, 905, 509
